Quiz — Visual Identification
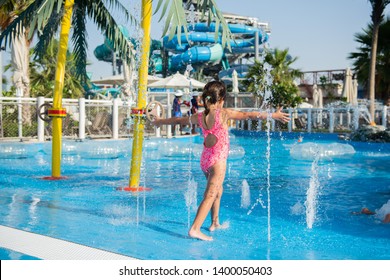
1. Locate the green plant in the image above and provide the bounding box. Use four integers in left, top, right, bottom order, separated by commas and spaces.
244, 48, 302, 108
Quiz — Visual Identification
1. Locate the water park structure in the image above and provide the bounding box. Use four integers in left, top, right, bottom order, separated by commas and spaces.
93, 1, 271, 82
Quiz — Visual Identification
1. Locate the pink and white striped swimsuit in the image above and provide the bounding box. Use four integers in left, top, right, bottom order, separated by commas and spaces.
198, 109, 229, 173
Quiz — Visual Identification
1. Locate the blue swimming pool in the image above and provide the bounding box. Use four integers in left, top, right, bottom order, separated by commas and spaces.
0, 131, 389, 260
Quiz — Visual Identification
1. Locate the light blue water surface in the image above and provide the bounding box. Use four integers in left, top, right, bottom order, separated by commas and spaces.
0, 131, 389, 260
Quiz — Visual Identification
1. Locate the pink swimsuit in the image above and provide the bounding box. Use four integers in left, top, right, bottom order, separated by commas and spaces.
198, 109, 229, 173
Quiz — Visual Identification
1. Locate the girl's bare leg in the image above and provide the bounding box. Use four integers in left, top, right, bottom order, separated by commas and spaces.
188, 162, 225, 241
209, 162, 226, 231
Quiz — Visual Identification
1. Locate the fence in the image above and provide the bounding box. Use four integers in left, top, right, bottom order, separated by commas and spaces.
0, 94, 389, 141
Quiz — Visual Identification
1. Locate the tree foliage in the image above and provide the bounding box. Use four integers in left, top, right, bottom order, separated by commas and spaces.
243, 48, 302, 108
349, 17, 390, 102
29, 38, 85, 98
4, 38, 85, 98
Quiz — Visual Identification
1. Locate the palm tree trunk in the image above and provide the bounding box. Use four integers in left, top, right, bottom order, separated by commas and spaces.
22, 29, 31, 126
11, 26, 31, 126
368, 23, 379, 125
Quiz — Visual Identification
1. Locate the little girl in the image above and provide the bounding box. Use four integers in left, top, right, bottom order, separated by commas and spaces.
153, 81, 290, 241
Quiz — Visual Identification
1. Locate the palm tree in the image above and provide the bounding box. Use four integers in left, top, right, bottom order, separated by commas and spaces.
367, 0, 390, 124
349, 17, 390, 103
265, 49, 301, 84
244, 48, 302, 108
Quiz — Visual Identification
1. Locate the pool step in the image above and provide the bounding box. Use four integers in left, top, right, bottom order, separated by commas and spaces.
0, 225, 135, 260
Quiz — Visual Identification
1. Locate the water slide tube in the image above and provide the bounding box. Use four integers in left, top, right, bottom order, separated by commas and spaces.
169, 44, 224, 70
94, 43, 114, 62
163, 22, 268, 53
163, 22, 268, 71
218, 64, 251, 79
94, 25, 131, 62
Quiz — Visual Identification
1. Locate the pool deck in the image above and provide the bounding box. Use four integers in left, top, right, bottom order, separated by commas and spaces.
0, 225, 135, 260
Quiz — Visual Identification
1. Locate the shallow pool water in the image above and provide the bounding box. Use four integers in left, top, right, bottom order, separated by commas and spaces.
0, 131, 389, 260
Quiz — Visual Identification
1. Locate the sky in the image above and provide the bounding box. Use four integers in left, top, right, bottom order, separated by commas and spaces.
1, 0, 390, 84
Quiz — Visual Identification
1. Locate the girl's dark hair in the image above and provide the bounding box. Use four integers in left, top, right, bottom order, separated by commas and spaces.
202, 81, 226, 116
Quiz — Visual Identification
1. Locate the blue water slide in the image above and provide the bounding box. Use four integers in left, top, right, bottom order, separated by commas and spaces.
94, 25, 131, 62
164, 32, 263, 53
170, 44, 223, 70
163, 22, 268, 54
163, 32, 217, 52
218, 64, 251, 79
190, 22, 269, 43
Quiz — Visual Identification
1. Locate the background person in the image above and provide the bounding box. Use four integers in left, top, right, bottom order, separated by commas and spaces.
172, 90, 184, 135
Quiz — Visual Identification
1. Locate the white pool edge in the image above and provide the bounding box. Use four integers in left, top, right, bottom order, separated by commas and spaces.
0, 225, 136, 260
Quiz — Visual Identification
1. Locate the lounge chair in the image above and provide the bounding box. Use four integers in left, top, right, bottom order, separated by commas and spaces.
86, 111, 112, 136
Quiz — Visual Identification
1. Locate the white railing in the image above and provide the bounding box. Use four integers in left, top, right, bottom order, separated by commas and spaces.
0, 95, 388, 141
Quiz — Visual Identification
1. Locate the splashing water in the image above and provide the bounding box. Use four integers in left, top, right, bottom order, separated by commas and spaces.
246, 40, 274, 243
185, 178, 198, 228
247, 192, 266, 215
265, 114, 272, 242
240, 179, 251, 208
246, 113, 272, 243
305, 150, 321, 229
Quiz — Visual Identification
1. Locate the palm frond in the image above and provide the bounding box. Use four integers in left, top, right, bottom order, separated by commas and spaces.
155, 0, 232, 48
34, 9, 63, 59
86, 0, 133, 64
102, 0, 135, 25
155, 0, 188, 44
72, 1, 88, 82
0, 0, 47, 48
196, 0, 232, 49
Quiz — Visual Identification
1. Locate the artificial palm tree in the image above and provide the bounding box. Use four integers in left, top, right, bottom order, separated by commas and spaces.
0, 0, 231, 180
367, 0, 390, 124
0, 0, 135, 178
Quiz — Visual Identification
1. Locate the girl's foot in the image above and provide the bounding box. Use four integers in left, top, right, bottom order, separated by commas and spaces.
188, 229, 213, 241
209, 221, 230, 232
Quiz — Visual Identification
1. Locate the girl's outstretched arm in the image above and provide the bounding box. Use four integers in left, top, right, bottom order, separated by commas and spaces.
225, 107, 290, 123
152, 113, 198, 127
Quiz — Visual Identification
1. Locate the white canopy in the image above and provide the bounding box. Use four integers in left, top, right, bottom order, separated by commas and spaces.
92, 74, 162, 85
150, 72, 206, 89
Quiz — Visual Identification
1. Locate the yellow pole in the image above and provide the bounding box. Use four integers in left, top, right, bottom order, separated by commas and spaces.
128, 0, 152, 189
50, 0, 74, 178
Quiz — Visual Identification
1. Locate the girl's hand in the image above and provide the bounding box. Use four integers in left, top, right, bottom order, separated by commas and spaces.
272, 107, 290, 123
151, 117, 161, 128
